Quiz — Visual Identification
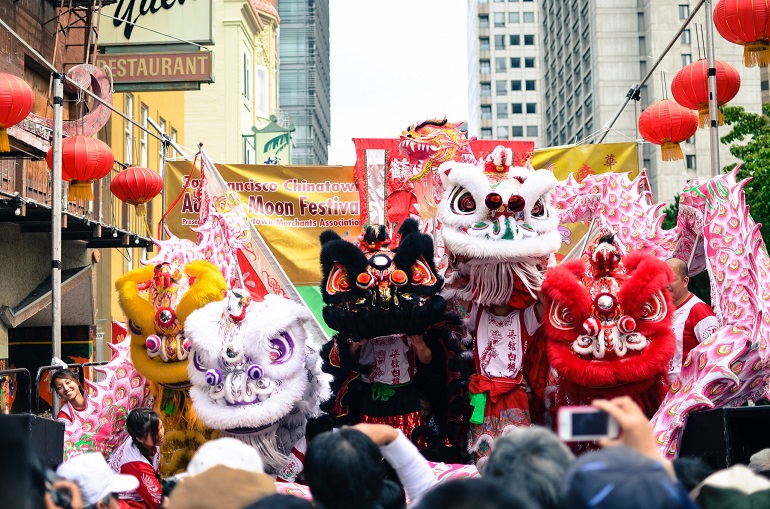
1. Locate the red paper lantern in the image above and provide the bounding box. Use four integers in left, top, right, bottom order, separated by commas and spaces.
638, 99, 699, 162
110, 166, 164, 215
46, 135, 114, 201
671, 59, 741, 127
0, 73, 34, 152
713, 0, 770, 67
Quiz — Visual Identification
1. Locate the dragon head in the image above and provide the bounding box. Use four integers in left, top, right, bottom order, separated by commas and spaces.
115, 259, 226, 387
542, 237, 676, 400
438, 159, 562, 306
398, 118, 475, 180
320, 218, 447, 339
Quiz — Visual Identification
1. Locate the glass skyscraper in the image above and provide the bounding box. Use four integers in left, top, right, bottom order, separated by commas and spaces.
278, 0, 331, 165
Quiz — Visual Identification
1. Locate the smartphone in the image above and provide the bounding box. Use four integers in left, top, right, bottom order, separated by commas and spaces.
557, 406, 620, 442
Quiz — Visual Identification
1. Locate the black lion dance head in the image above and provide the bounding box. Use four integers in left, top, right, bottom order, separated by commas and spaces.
320, 219, 447, 340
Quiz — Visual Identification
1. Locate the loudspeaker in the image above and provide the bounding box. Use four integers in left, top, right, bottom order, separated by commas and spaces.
679, 406, 770, 470
1, 414, 64, 469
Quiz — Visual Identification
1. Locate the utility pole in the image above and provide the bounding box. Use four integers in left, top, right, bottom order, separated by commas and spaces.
51, 72, 64, 416
704, 0, 721, 176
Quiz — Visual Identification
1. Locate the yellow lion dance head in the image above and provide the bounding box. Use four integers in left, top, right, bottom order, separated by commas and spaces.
116, 260, 226, 386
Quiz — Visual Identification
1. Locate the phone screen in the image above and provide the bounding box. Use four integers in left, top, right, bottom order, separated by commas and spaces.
571, 411, 609, 437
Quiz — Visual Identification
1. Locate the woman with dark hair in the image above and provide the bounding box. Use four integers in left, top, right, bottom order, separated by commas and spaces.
108, 408, 164, 509
50, 369, 86, 424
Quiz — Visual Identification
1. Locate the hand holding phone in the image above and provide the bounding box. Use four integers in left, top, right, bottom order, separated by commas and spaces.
557, 406, 620, 442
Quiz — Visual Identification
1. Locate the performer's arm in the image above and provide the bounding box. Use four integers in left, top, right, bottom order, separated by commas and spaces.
353, 423, 437, 506
408, 334, 432, 364
122, 461, 163, 509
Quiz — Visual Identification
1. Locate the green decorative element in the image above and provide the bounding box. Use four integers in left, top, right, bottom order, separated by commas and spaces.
161, 392, 178, 416
502, 227, 514, 240
371, 383, 396, 402
469, 391, 487, 425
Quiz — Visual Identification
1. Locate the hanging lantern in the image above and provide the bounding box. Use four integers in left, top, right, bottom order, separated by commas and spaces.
638, 99, 699, 162
110, 166, 164, 216
0, 73, 34, 152
46, 135, 114, 201
671, 59, 741, 127
713, 0, 770, 67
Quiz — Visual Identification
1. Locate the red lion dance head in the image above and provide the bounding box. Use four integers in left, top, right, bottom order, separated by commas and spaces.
541, 236, 676, 417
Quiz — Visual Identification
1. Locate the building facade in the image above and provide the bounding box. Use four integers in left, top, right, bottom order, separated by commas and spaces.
278, 0, 331, 165
467, 0, 545, 147
184, 0, 280, 163
538, 0, 761, 201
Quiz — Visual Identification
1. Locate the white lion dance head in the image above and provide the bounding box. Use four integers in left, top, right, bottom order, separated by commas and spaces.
438, 154, 561, 306
185, 289, 331, 478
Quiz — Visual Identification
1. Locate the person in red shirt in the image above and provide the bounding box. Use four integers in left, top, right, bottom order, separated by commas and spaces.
109, 408, 165, 509
665, 258, 719, 381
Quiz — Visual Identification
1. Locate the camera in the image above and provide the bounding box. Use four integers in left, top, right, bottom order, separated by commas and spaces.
45, 470, 73, 509
557, 406, 620, 442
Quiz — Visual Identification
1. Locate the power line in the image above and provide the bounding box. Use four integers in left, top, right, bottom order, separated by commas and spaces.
0, 17, 164, 144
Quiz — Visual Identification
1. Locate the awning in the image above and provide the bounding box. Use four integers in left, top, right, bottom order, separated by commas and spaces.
0, 265, 94, 328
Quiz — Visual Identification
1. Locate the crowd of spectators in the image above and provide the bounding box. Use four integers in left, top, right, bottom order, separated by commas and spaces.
4, 395, 770, 509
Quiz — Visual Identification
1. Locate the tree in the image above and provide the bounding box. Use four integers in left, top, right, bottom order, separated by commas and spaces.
720, 103, 770, 245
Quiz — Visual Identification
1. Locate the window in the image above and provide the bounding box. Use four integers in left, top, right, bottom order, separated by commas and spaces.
481, 105, 492, 120
494, 12, 505, 27
510, 35, 520, 45
679, 4, 689, 19
682, 53, 692, 65
527, 125, 538, 137
509, 12, 520, 23
523, 12, 535, 23
511, 57, 521, 68
480, 37, 490, 51
170, 128, 178, 158
481, 128, 493, 139
762, 80, 770, 92
512, 103, 523, 114
256, 66, 268, 114
526, 103, 537, 113
497, 126, 509, 139
525, 80, 536, 91
524, 34, 535, 45
479, 15, 489, 28
686, 154, 696, 169
685, 135, 695, 144
481, 82, 492, 96
511, 80, 522, 91
681, 29, 691, 44
158, 117, 166, 168
497, 103, 508, 118
243, 50, 251, 100
480, 59, 491, 73
140, 103, 148, 167
495, 35, 506, 49
124, 93, 133, 165
496, 80, 507, 95
496, 58, 507, 72
511, 126, 524, 137
524, 57, 535, 68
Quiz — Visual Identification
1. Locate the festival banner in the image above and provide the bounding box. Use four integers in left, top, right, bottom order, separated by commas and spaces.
531, 142, 639, 260
165, 162, 359, 285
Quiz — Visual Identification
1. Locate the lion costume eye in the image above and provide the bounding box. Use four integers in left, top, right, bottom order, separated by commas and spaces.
449, 187, 476, 215
550, 303, 575, 330
326, 264, 351, 294
531, 198, 546, 218
268, 332, 294, 364
638, 291, 667, 322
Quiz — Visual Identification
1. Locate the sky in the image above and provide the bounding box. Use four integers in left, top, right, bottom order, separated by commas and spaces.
327, 0, 469, 165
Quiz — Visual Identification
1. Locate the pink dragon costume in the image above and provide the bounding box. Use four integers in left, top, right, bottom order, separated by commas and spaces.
184, 289, 331, 481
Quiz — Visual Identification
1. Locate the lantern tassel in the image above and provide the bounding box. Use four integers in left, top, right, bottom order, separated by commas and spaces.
661, 142, 684, 161
697, 107, 724, 128
0, 128, 10, 152
744, 42, 770, 68
68, 181, 94, 201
